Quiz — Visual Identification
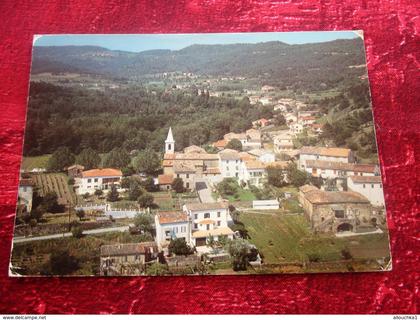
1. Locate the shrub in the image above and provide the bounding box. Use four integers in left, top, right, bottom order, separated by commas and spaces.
168, 238, 193, 256
341, 248, 353, 260
71, 225, 84, 238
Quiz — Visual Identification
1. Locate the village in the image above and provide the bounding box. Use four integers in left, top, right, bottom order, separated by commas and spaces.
13, 83, 390, 276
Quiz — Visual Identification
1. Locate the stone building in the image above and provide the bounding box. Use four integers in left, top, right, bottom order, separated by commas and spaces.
298, 185, 373, 233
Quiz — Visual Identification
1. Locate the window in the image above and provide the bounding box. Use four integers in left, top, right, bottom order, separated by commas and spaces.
88, 179, 91, 183
217, 212, 221, 217
334, 210, 345, 218
186, 182, 189, 189
194, 214, 198, 219
181, 226, 186, 232
186, 174, 189, 179
204, 213, 210, 219
226, 166, 229, 171
360, 173, 363, 176
371, 184, 374, 188
380, 184, 383, 188
194, 223, 198, 229
206, 225, 210, 230
235, 173, 239, 177
94, 178, 98, 182
165, 230, 171, 236
168, 143, 171, 150
177, 174, 180, 178
363, 184, 366, 188
217, 221, 221, 226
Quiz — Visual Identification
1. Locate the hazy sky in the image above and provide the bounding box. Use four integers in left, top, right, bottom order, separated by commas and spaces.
34, 31, 361, 52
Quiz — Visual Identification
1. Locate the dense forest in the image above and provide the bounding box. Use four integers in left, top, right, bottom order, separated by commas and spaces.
24, 82, 273, 156
32, 38, 367, 91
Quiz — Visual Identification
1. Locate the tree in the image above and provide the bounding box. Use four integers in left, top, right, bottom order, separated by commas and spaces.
76, 209, 85, 221
94, 189, 103, 197
225, 238, 252, 271
137, 193, 154, 208
145, 262, 169, 276
141, 176, 157, 192
171, 177, 185, 193
266, 166, 286, 187
273, 114, 286, 126
287, 163, 308, 187
46, 249, 80, 275
107, 185, 119, 202
216, 178, 238, 196
71, 225, 84, 238
225, 138, 242, 151
133, 149, 161, 174
76, 148, 101, 170
129, 183, 144, 201
168, 238, 193, 256
40, 191, 60, 213
133, 213, 154, 234
103, 147, 131, 169
47, 147, 75, 172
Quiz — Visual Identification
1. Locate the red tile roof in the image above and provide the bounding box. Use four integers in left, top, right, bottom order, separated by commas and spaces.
157, 211, 189, 224
158, 174, 174, 185
349, 176, 383, 184
82, 168, 122, 178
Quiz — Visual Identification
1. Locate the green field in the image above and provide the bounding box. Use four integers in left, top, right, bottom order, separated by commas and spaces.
226, 188, 256, 202
21, 155, 51, 171
239, 212, 390, 265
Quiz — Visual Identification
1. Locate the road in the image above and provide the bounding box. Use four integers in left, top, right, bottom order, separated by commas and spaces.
13, 225, 129, 243
195, 179, 215, 203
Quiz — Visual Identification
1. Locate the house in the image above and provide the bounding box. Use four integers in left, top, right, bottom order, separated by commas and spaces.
18, 178, 34, 212
219, 149, 242, 179
242, 160, 266, 187
212, 139, 228, 150
223, 129, 262, 150
347, 176, 385, 207
298, 116, 316, 126
247, 149, 275, 163
285, 113, 298, 124
259, 97, 273, 105
273, 103, 288, 112
261, 85, 275, 92
99, 242, 158, 276
289, 122, 304, 135
67, 164, 84, 179
77, 168, 123, 195
183, 202, 234, 247
252, 118, 270, 128
304, 160, 378, 179
298, 185, 373, 233
310, 123, 324, 134
298, 146, 354, 170
155, 211, 190, 248
249, 95, 260, 105
273, 132, 294, 152
157, 174, 174, 190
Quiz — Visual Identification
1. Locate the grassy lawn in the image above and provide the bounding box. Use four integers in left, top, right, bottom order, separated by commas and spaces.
21, 155, 51, 171
226, 188, 256, 202
239, 212, 390, 265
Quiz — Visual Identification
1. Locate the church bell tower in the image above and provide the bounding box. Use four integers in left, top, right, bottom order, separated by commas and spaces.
165, 127, 175, 154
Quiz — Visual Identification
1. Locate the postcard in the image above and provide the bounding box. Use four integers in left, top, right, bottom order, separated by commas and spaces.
10, 31, 391, 276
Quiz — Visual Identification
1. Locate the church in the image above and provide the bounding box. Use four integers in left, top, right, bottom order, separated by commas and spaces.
158, 127, 223, 191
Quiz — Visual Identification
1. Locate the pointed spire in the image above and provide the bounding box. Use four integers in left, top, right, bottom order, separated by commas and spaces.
165, 127, 174, 142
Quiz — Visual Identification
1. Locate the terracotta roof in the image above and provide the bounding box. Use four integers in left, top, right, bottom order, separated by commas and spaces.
300, 116, 316, 121
173, 161, 196, 173
213, 139, 228, 148
198, 219, 215, 225
239, 152, 255, 161
245, 160, 266, 170
19, 178, 33, 187
184, 202, 229, 211
349, 176, 383, 184
305, 160, 377, 173
192, 227, 234, 238
163, 153, 176, 160
172, 153, 219, 161
299, 184, 319, 193
304, 190, 370, 204
203, 167, 221, 174
267, 161, 289, 169
100, 242, 157, 256
157, 211, 189, 224
82, 168, 122, 178
247, 149, 273, 157
158, 174, 174, 185
300, 146, 351, 158
219, 149, 240, 160
184, 145, 207, 154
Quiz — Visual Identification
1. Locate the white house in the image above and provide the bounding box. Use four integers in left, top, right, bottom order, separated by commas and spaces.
304, 160, 378, 179
77, 168, 123, 195
289, 122, 304, 135
247, 149, 275, 163
347, 175, 385, 207
242, 160, 266, 187
219, 149, 242, 179
155, 211, 190, 249
298, 146, 354, 170
183, 202, 234, 247
285, 113, 298, 124
298, 116, 316, 126
273, 133, 294, 152
18, 178, 34, 212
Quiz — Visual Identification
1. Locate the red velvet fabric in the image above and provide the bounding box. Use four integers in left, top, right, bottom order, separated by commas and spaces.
0, 0, 418, 314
